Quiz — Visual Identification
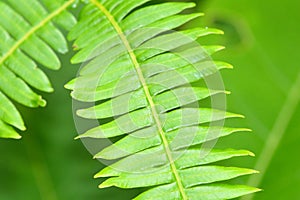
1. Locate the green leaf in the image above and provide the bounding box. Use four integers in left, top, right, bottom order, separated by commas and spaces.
96, 148, 254, 177
135, 183, 261, 200
0, 0, 76, 138
77, 87, 227, 119
67, 0, 259, 199
0, 91, 25, 131
99, 165, 257, 189
0, 120, 21, 139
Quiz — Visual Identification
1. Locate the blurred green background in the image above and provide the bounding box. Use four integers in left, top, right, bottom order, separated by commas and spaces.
1, 0, 300, 199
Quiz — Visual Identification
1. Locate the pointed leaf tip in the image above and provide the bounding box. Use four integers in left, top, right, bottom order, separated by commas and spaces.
15, 135, 22, 139
64, 79, 75, 90
240, 128, 252, 132
248, 151, 255, 157
98, 182, 111, 189
186, 2, 197, 8
19, 125, 27, 131
47, 87, 54, 93
74, 135, 81, 140
76, 109, 89, 118
238, 114, 245, 118
227, 63, 234, 69
94, 173, 100, 179
197, 13, 205, 17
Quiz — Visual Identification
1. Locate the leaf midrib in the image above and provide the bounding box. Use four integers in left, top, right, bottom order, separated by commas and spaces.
90, 1, 188, 199
0, 0, 75, 66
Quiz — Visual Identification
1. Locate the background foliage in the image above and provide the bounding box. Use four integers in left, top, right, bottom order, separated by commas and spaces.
0, 0, 299, 199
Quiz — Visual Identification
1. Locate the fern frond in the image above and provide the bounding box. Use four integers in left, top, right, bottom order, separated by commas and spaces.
67, 0, 260, 199
0, 0, 76, 139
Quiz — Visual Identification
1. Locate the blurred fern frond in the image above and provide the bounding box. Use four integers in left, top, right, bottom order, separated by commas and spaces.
0, 0, 76, 139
